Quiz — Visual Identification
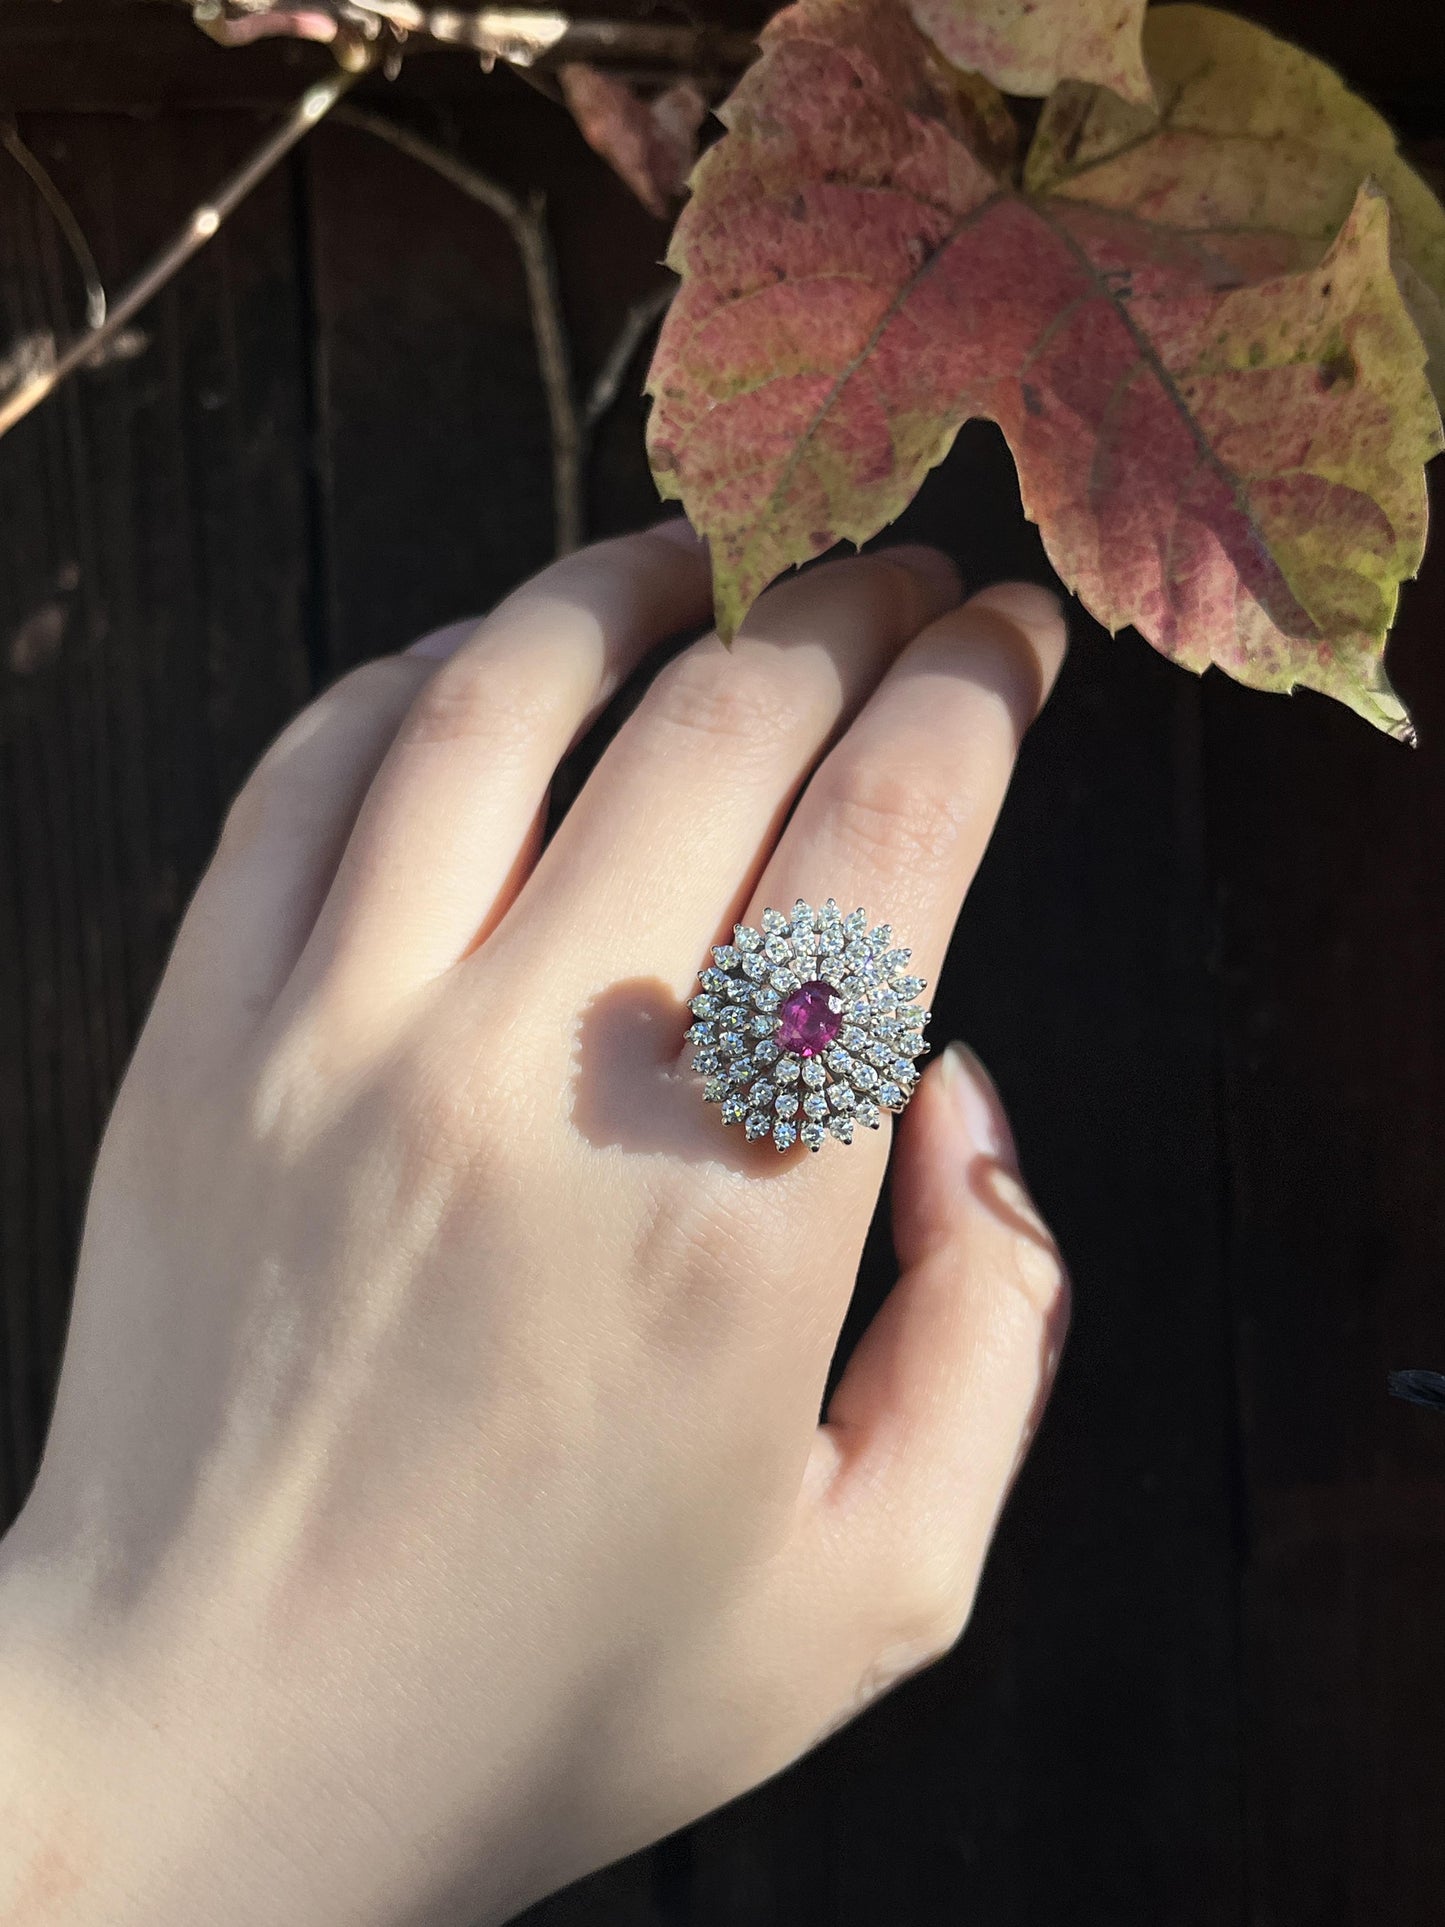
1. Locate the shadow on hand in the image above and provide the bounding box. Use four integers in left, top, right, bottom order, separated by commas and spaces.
568, 976, 794, 1177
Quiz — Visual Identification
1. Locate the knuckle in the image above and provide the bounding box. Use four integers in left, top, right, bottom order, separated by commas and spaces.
819, 762, 970, 871
881, 1550, 977, 1672
400, 658, 553, 758
647, 649, 802, 754
987, 1170, 1071, 1323
216, 659, 420, 857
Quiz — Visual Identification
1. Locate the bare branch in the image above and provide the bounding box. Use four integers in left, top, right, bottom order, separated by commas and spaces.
582, 281, 671, 431
185, 0, 756, 76
0, 70, 357, 444
334, 105, 585, 553
2, 119, 107, 329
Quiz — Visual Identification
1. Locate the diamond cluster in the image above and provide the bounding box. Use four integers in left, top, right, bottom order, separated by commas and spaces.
688, 899, 930, 1152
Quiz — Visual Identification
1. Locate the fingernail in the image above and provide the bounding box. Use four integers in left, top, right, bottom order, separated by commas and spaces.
878, 542, 964, 606
406, 617, 480, 660
940, 1041, 1017, 1167
646, 513, 705, 548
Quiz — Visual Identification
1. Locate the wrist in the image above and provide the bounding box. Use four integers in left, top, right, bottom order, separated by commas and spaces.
0, 1525, 531, 1927
0, 1534, 279, 1927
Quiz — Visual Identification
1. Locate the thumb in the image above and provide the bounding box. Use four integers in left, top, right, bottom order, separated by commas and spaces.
816, 1042, 1070, 1653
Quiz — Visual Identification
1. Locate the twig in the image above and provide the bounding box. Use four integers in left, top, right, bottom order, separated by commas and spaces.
2, 119, 107, 329
0, 70, 357, 443
180, 0, 756, 76
582, 281, 671, 432
335, 104, 583, 552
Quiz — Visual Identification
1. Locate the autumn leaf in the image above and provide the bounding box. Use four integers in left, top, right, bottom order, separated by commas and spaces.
1026, 4, 1445, 403
906, 0, 1152, 106
646, 0, 1444, 737
559, 65, 707, 220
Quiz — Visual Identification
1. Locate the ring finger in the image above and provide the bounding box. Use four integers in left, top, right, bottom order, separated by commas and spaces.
510, 547, 964, 988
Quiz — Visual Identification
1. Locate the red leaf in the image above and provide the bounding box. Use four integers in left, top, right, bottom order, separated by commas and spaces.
646, 0, 1443, 736
560, 65, 707, 220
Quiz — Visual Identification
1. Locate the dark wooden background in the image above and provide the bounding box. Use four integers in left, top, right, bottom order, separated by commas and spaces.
3, 3, 1444, 1921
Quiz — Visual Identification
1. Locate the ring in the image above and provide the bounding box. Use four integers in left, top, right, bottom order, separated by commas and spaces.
687, 899, 931, 1152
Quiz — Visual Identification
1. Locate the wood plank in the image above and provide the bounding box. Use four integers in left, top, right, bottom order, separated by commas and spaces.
1205, 471, 1445, 1926
0, 108, 315, 1520
302, 97, 674, 670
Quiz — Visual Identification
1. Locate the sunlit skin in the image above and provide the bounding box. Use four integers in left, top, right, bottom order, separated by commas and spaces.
0, 524, 1069, 1927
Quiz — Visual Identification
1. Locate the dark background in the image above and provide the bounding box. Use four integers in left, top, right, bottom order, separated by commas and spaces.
2, 2, 1444, 1921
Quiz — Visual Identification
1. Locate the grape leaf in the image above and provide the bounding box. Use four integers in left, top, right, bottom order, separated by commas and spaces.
906, 0, 1152, 106
646, 0, 1444, 736
1027, 4, 1445, 404
559, 66, 707, 220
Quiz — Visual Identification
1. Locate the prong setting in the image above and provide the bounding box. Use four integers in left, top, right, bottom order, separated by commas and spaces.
688, 901, 929, 1152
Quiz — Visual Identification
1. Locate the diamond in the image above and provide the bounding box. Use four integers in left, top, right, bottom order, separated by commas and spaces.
686, 1022, 715, 1045
841, 1025, 868, 1053
891, 1058, 917, 1084
701, 967, 730, 994
734, 924, 762, 952
800, 1120, 827, 1151
772, 1119, 798, 1151
770, 967, 801, 996
751, 1081, 776, 1109
829, 1084, 856, 1112
828, 1113, 855, 1144
896, 975, 925, 1000
803, 1091, 829, 1119
882, 948, 912, 976
753, 1039, 780, 1065
753, 985, 780, 1011
866, 1039, 893, 1068
856, 1098, 881, 1129
826, 1047, 854, 1077
852, 1063, 879, 1091
721, 1094, 748, 1125
742, 954, 768, 981
775, 980, 843, 1057
690, 994, 718, 1020
703, 1076, 727, 1103
749, 1013, 777, 1037
878, 1082, 905, 1109
712, 944, 741, 970
761, 907, 789, 935
775, 1092, 799, 1119
843, 907, 868, 937
745, 1111, 771, 1140
868, 923, 892, 953
775, 1057, 800, 1084
720, 1029, 748, 1056
764, 935, 792, 965
801, 1059, 827, 1088
692, 1048, 720, 1074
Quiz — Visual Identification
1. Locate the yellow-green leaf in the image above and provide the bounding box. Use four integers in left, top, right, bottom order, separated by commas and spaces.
906, 0, 1152, 106
1026, 2, 1445, 401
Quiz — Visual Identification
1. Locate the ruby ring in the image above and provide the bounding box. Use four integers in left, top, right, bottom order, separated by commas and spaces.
687, 899, 930, 1152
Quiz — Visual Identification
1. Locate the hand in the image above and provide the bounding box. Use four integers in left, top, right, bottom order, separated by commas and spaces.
0, 525, 1070, 1927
